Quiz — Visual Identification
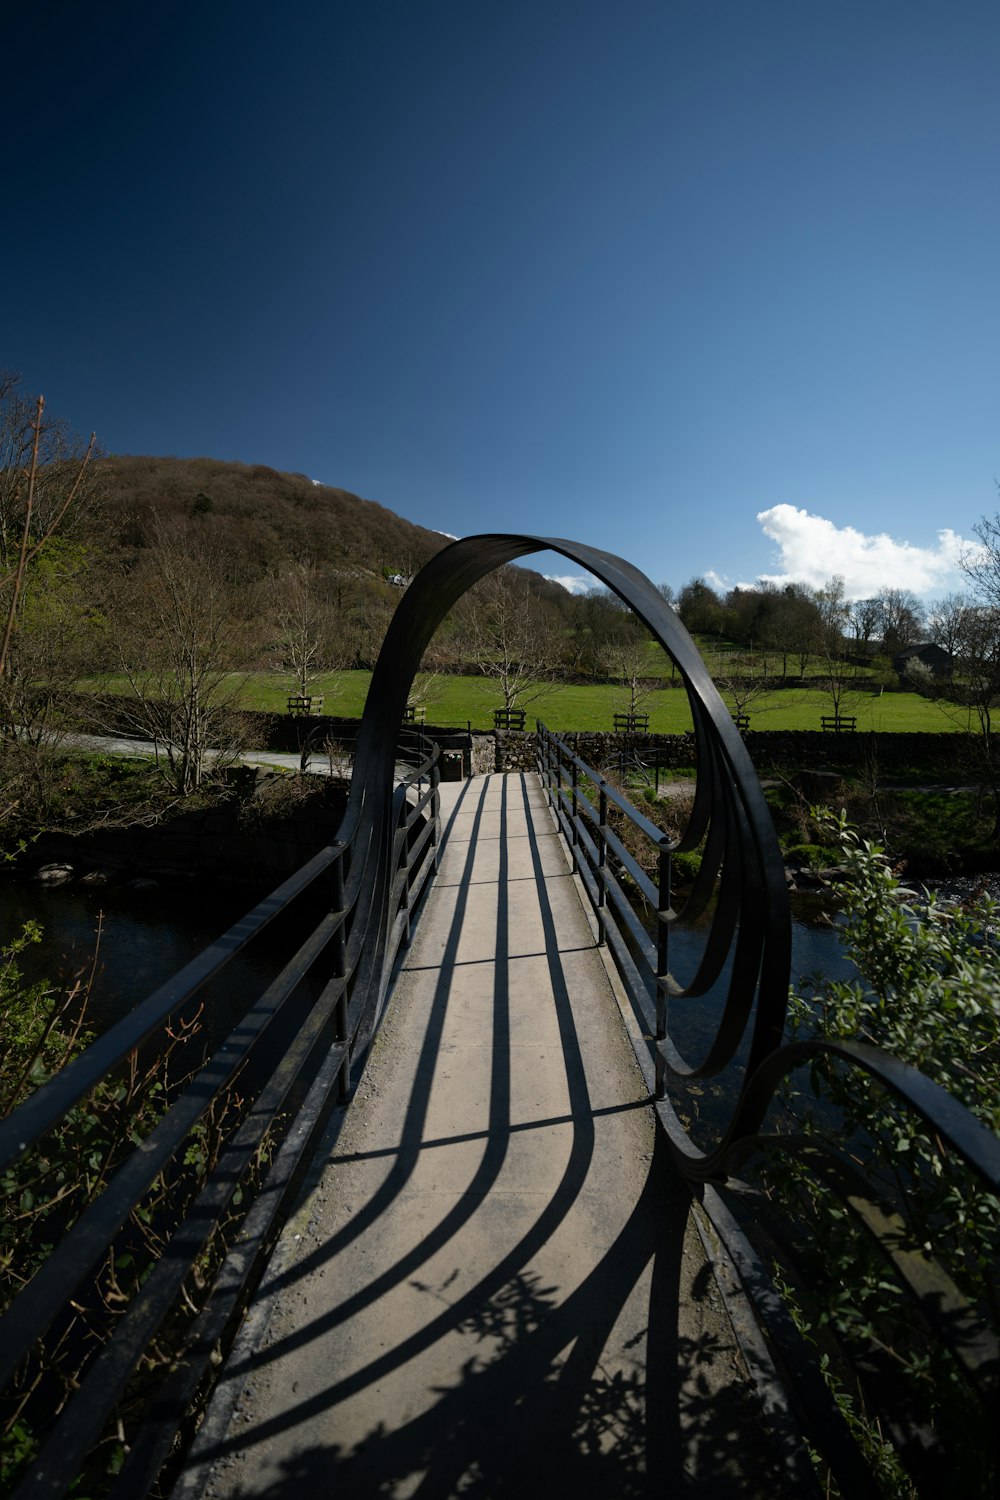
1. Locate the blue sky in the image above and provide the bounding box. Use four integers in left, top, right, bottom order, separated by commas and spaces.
7, 1, 998, 600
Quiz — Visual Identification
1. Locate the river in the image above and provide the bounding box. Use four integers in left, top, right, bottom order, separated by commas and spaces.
0, 873, 855, 1038
0, 876, 328, 1042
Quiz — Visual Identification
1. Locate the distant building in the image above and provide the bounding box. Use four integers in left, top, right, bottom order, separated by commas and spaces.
892, 642, 953, 683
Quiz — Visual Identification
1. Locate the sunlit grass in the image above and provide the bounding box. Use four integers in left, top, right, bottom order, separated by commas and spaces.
86, 671, 969, 735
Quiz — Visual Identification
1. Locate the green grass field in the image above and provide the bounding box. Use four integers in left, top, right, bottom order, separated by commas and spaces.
88, 671, 972, 734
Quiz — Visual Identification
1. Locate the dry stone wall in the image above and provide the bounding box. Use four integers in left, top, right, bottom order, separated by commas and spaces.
492, 728, 976, 777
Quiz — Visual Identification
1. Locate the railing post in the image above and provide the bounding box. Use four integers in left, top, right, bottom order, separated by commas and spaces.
398, 793, 413, 947
655, 842, 671, 1097
332, 847, 350, 1103
570, 758, 579, 872
431, 750, 441, 874
596, 782, 608, 946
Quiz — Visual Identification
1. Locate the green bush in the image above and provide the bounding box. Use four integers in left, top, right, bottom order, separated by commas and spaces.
0, 926, 226, 1493
782, 841, 837, 870
767, 811, 1000, 1494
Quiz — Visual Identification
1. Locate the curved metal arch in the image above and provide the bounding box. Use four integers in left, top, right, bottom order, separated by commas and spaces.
345, 534, 792, 1117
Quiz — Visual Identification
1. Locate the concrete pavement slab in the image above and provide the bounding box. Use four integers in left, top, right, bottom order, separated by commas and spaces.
190, 773, 791, 1500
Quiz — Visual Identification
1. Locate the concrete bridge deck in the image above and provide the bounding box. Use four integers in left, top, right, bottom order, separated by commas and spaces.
184, 774, 784, 1499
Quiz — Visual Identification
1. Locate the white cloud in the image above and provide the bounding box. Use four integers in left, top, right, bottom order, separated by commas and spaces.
756, 504, 969, 600
545, 573, 592, 595
704, 569, 731, 594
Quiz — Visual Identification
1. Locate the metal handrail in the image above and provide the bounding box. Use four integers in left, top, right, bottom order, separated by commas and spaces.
0, 737, 440, 1498
536, 722, 1000, 1492
4, 529, 999, 1494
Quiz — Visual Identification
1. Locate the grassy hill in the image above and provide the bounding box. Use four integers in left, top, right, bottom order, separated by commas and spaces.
97, 455, 450, 578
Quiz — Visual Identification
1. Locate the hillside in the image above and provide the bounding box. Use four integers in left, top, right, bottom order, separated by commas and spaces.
94, 456, 570, 609
97, 455, 449, 578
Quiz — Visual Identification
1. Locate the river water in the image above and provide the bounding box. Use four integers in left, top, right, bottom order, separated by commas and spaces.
0, 876, 327, 1041
0, 873, 856, 1038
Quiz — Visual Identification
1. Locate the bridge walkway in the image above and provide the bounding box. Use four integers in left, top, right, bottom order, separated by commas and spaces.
187, 773, 782, 1499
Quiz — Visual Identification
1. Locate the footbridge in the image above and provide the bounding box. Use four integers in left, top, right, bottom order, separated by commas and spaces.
1, 536, 997, 1498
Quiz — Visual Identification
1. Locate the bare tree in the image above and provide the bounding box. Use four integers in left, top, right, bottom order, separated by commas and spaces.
713, 650, 771, 725
269, 561, 339, 700
874, 587, 925, 658
0, 381, 99, 827
0, 382, 97, 681
109, 518, 260, 794
460, 567, 557, 715
603, 623, 658, 721
847, 597, 881, 660
814, 576, 862, 723
961, 511, 1000, 605
0, 374, 100, 580
927, 591, 971, 661
947, 606, 1000, 838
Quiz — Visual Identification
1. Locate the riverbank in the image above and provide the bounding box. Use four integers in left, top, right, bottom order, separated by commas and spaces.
11, 768, 349, 893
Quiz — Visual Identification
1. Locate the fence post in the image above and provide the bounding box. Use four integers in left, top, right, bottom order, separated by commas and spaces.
431, 750, 441, 874
398, 793, 412, 947
332, 848, 350, 1103
596, 783, 608, 945
655, 843, 671, 1097
570, 759, 579, 871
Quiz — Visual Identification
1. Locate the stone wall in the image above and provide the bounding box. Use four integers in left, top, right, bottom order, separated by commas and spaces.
741, 729, 976, 774
79, 694, 977, 781
493, 728, 976, 777
469, 735, 496, 776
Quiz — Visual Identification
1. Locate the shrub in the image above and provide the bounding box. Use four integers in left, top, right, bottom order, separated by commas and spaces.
765, 810, 999, 1494
0, 925, 230, 1493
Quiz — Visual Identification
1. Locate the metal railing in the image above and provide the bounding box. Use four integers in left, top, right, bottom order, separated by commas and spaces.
3, 529, 998, 1494
537, 722, 999, 1495
0, 736, 440, 1498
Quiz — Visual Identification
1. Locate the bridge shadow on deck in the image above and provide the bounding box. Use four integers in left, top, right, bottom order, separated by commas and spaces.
193, 775, 782, 1500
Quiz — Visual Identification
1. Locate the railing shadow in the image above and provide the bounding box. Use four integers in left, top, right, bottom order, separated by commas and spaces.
4, 532, 998, 1496
188, 775, 783, 1498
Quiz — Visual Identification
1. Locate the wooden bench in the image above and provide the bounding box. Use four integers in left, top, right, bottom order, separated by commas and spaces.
821, 715, 856, 732
613, 712, 649, 733
732, 713, 750, 731
287, 694, 324, 716
494, 708, 526, 731
402, 704, 426, 724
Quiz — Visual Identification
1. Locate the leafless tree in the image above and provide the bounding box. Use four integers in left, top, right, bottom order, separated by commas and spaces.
0, 381, 97, 681
0, 380, 99, 825
0, 373, 100, 581
108, 518, 261, 794
813, 576, 863, 723
847, 597, 881, 659
460, 566, 557, 714
269, 561, 340, 700
712, 650, 772, 725
927, 592, 970, 661
945, 606, 1000, 837
874, 587, 924, 658
961, 512, 1000, 605
603, 624, 658, 721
